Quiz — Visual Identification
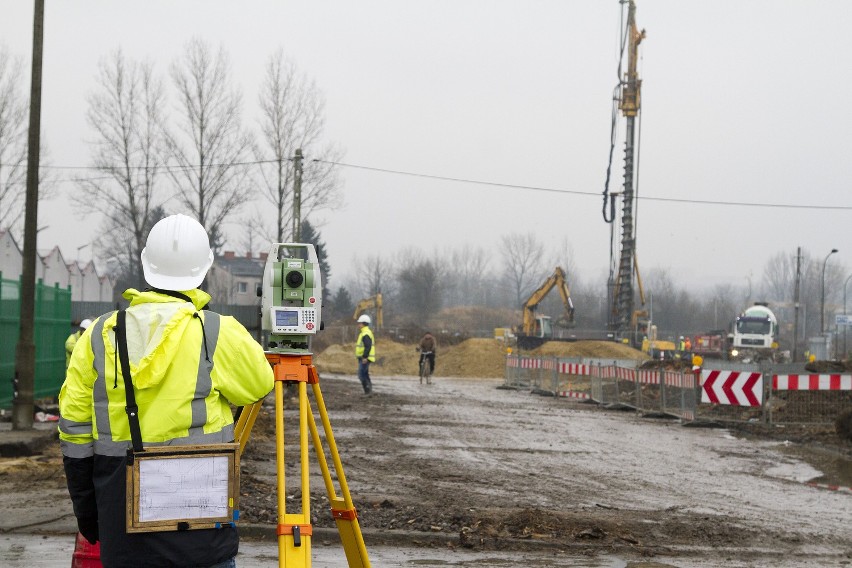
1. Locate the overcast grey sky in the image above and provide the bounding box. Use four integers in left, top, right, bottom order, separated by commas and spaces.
1, 0, 850, 293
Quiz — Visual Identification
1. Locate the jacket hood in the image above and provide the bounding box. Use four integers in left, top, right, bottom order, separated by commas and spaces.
117, 288, 212, 389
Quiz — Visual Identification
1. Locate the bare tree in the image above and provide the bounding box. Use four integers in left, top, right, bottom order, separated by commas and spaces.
255, 49, 343, 243
164, 38, 254, 252
499, 232, 547, 306
395, 247, 446, 325
0, 47, 29, 235
78, 49, 165, 288
353, 253, 394, 300
236, 211, 265, 257
447, 244, 492, 307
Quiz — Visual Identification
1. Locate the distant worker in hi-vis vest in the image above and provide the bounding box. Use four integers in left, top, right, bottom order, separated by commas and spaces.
58, 214, 274, 568
355, 314, 376, 395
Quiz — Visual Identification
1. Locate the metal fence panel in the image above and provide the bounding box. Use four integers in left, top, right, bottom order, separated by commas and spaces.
0, 276, 19, 406
0, 276, 72, 408
72, 301, 117, 323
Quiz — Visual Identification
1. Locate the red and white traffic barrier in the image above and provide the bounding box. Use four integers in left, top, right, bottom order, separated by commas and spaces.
557, 390, 591, 400
558, 362, 589, 375
773, 375, 852, 391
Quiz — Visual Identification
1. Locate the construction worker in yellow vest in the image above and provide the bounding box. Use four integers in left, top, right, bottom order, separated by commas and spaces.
58, 214, 274, 568
64, 318, 92, 369
355, 314, 376, 395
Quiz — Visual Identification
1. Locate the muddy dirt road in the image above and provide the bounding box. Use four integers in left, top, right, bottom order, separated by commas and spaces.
238, 373, 852, 566
1, 371, 850, 567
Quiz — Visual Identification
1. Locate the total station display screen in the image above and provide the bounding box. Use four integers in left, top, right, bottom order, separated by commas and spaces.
274, 309, 299, 327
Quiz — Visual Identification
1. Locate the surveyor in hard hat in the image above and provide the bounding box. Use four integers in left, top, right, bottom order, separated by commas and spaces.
355, 314, 376, 395
64, 318, 92, 369
58, 213, 274, 567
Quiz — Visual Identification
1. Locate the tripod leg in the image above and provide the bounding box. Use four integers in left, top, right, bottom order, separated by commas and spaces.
276, 379, 314, 567
234, 400, 262, 456
308, 373, 371, 567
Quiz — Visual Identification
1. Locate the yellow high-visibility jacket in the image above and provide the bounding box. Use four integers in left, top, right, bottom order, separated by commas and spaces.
58, 288, 274, 567
355, 326, 376, 362
65, 330, 81, 369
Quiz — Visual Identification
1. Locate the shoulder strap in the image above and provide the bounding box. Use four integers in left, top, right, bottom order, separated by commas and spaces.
115, 309, 144, 453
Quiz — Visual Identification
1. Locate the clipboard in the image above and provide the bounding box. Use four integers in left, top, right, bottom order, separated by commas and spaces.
126, 443, 240, 533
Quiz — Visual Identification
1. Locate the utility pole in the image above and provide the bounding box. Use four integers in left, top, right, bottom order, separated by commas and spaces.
13, 0, 45, 430
291, 148, 303, 242
793, 247, 801, 362
612, 0, 645, 337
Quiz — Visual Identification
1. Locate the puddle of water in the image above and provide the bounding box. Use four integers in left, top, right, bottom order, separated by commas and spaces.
774, 444, 852, 488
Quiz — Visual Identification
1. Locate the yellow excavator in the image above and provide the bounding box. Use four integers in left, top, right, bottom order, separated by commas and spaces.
353, 292, 383, 330
515, 267, 575, 350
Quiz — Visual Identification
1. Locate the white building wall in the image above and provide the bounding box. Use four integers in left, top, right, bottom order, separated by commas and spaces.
0, 231, 22, 281
80, 262, 102, 302
39, 247, 71, 289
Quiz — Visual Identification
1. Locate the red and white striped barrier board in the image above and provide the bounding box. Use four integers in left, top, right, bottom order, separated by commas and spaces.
557, 390, 591, 400
665, 371, 688, 387
558, 362, 589, 375
637, 370, 659, 384
773, 375, 852, 391
615, 367, 635, 381
701, 370, 763, 406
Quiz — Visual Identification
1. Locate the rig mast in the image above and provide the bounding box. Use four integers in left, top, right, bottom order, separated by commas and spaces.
609, 0, 645, 338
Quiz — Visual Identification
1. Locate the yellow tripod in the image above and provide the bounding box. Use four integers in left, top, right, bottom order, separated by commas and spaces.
234, 353, 371, 567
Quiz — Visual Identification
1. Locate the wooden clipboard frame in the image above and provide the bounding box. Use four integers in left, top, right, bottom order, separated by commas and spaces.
126, 443, 240, 533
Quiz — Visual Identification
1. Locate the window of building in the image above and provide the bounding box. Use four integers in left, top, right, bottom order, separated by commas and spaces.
238, 281, 248, 294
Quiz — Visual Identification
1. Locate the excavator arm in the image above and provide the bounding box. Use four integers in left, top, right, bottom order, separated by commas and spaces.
520, 267, 575, 335
353, 292, 383, 329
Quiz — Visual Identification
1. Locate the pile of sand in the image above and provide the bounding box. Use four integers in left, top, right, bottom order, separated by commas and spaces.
439, 338, 509, 378
532, 340, 648, 361
314, 339, 422, 376
314, 337, 509, 378
314, 337, 647, 379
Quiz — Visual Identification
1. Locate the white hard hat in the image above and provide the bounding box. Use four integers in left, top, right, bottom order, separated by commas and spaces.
357, 314, 371, 325
80, 318, 93, 330
141, 214, 214, 290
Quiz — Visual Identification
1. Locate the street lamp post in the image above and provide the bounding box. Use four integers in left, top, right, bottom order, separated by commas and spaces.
820, 248, 838, 335
844, 273, 852, 359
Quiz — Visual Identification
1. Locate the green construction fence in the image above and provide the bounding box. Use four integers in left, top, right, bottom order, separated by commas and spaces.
0, 272, 72, 409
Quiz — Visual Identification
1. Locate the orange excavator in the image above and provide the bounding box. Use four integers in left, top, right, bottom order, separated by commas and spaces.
515, 267, 575, 350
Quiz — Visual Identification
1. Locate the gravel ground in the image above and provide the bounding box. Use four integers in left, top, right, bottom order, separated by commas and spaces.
238, 372, 852, 566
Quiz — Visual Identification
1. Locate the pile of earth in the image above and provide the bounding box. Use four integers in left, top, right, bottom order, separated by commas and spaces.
531, 340, 648, 361
639, 359, 693, 371
314, 337, 509, 378
314, 338, 648, 379
805, 359, 852, 373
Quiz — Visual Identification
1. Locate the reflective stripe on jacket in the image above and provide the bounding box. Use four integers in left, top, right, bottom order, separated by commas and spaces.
356, 326, 376, 361
59, 288, 274, 457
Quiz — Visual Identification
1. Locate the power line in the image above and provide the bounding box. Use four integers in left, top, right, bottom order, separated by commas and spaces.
2, 157, 849, 211
313, 159, 852, 211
